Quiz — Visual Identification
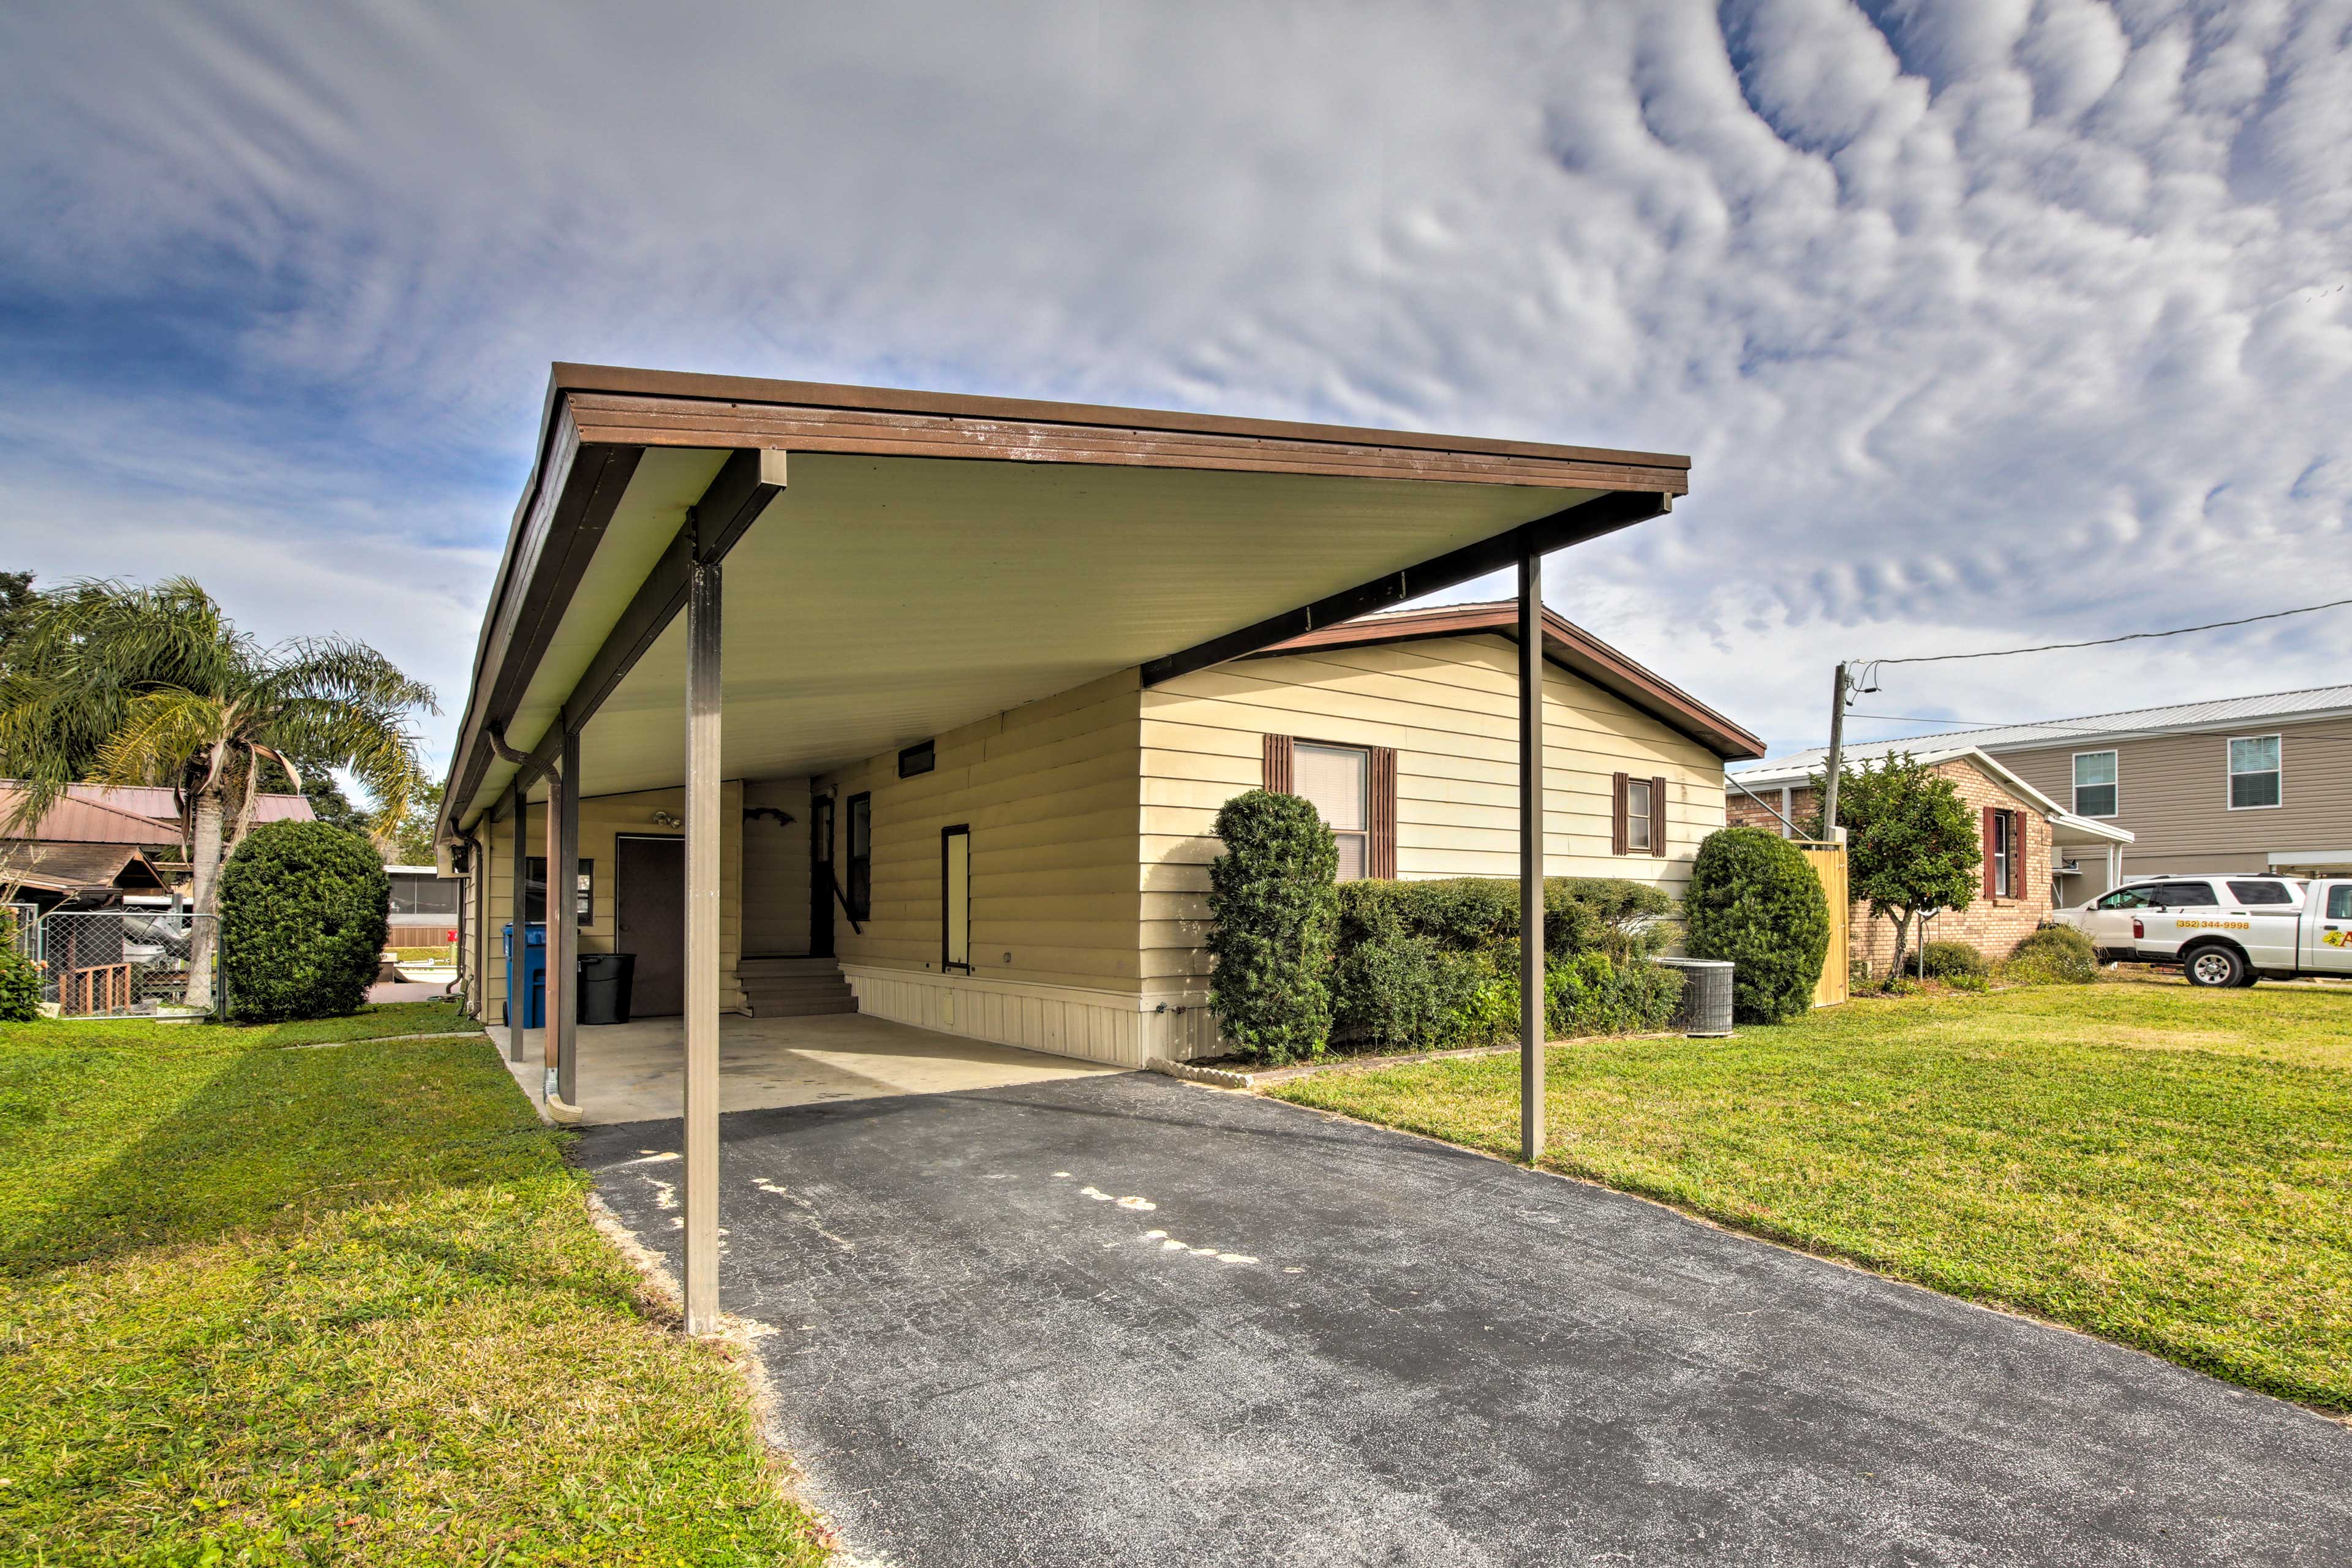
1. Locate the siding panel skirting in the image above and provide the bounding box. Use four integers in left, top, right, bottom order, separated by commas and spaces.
840, 963, 1221, 1068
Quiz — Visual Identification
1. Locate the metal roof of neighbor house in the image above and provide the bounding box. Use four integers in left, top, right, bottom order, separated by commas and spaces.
1774, 685, 2352, 758
1727, 744, 2133, 845
443, 363, 1700, 832
0, 783, 314, 844
73, 783, 315, 826
0, 841, 172, 894
1259, 600, 1765, 760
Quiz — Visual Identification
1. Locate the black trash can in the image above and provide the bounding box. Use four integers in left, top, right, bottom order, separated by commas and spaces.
577, 952, 636, 1025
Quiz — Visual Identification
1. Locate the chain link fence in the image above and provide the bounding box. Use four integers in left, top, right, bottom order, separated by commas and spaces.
30, 908, 219, 1018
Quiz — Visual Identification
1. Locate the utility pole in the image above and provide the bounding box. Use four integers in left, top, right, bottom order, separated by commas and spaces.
1820, 662, 1849, 840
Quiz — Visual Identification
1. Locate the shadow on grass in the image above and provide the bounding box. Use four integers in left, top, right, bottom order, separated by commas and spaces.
3, 1034, 553, 1277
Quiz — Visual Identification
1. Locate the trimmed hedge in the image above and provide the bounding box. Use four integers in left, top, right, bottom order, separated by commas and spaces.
2003, 924, 2098, 986
1920, 940, 1986, 979
218, 821, 390, 1022
1205, 790, 1339, 1064
1684, 827, 1831, 1024
1329, 876, 1682, 1050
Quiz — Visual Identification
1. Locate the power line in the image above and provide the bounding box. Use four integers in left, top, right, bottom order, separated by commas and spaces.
1868, 595, 2352, 667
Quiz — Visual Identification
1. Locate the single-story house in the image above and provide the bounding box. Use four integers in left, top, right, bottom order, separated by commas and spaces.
0, 782, 309, 913
434, 361, 1732, 1327
1725, 743, 2133, 971
469, 598, 1760, 1046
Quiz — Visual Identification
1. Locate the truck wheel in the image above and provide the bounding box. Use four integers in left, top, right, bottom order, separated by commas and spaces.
2184, 946, 2247, 989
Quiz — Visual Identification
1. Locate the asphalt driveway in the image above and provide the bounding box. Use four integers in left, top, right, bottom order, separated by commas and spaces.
576, 1071, 2352, 1567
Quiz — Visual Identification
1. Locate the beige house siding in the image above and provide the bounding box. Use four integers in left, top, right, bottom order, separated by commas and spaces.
476, 637, 1740, 1064
474, 784, 747, 1020
741, 777, 812, 956
814, 670, 1180, 1064
1992, 714, 2352, 875
1139, 633, 1727, 1000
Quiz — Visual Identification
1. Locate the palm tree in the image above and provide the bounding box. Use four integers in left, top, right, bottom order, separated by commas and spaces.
0, 577, 437, 1008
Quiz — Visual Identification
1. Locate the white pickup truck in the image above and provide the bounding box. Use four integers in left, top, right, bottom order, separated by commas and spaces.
2051, 874, 2352, 987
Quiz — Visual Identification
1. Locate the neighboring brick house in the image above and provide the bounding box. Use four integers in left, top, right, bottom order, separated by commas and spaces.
1726, 744, 2133, 973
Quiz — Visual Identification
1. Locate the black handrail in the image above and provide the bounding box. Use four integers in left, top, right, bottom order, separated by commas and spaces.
831, 869, 864, 937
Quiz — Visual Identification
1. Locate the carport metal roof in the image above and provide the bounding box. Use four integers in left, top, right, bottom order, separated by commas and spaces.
440, 363, 1693, 831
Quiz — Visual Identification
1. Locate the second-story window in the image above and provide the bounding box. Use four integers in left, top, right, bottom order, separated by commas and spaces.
2228, 735, 2281, 809
2072, 750, 2117, 818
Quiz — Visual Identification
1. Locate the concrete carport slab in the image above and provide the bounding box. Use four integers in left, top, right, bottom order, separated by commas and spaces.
579, 1072, 2352, 1568
489, 1012, 1120, 1124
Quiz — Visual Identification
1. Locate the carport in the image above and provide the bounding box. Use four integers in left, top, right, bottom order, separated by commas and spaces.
439, 363, 1691, 1330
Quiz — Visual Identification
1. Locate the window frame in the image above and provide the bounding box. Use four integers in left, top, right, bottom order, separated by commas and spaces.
940, 823, 971, 974
1990, 809, 2017, 899
1625, 778, 1653, 854
2071, 749, 2119, 819
1292, 739, 1373, 882
2226, 733, 2283, 812
521, 857, 594, 927
846, 792, 873, 921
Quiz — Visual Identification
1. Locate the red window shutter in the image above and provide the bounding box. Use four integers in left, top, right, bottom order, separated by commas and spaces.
1651, 775, 1668, 858
1612, 772, 1630, 856
1262, 733, 1294, 794
1369, 746, 1398, 880
1981, 806, 1997, 899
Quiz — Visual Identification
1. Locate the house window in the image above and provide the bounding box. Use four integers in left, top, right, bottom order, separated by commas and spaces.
899, 739, 935, 778
2072, 751, 2118, 818
1294, 743, 1370, 880
941, 825, 971, 972
1991, 810, 2017, 898
389, 872, 464, 919
2228, 735, 2281, 809
1626, 779, 1653, 853
522, 858, 594, 925
846, 793, 872, 921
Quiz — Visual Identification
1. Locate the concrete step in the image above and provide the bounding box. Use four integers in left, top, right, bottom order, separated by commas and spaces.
739, 956, 846, 976
744, 991, 859, 1018
742, 976, 855, 998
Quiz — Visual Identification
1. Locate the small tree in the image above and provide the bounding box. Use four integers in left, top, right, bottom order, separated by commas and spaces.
1205, 790, 1338, 1064
1685, 827, 1831, 1023
0, 910, 40, 1022
217, 821, 390, 1022
1811, 753, 1980, 980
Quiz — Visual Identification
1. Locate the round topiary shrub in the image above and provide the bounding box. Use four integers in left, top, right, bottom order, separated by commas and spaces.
1684, 826, 1831, 1024
1206, 789, 1338, 1065
217, 821, 390, 1022
0, 913, 41, 1023
1920, 939, 1986, 979
2004, 924, 2097, 986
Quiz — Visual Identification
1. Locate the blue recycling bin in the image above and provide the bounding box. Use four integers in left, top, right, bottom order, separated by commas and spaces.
502, 922, 547, 1029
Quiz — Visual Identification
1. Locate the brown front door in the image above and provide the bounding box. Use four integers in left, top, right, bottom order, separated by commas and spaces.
615, 835, 685, 1017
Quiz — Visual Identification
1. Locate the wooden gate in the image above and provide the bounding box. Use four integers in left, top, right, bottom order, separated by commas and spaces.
1793, 840, 1849, 1007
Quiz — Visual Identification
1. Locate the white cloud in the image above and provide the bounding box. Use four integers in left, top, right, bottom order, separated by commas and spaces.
1, 0, 2347, 769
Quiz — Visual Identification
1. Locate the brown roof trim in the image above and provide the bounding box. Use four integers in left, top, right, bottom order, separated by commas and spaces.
1255, 601, 1766, 761
548, 363, 1691, 473
445, 364, 1696, 837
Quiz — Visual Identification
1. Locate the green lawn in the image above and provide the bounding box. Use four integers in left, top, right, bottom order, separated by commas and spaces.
1269, 976, 2352, 1412
0, 1003, 829, 1566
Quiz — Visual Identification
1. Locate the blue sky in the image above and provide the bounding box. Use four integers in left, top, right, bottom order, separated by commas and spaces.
4, 0, 2348, 783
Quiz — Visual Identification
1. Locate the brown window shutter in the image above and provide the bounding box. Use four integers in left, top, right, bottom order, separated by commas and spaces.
1612, 772, 1629, 856
1651, 775, 1668, 857
1369, 746, 1398, 880
1981, 806, 1997, 899
1262, 733, 1294, 794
